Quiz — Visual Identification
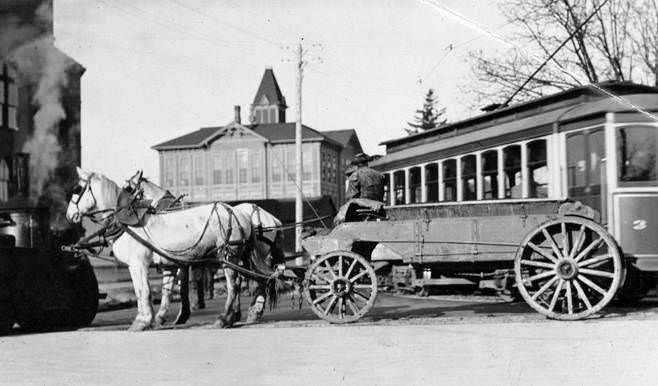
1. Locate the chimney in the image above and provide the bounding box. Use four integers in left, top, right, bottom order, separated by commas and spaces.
234, 105, 241, 124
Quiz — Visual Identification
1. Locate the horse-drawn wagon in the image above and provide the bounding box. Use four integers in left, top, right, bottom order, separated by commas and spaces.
301, 199, 622, 323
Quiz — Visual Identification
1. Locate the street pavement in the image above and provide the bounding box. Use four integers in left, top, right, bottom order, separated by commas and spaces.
2, 293, 658, 385
2, 312, 658, 385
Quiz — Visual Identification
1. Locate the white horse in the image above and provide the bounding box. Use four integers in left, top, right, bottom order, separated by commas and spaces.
66, 167, 252, 331
124, 171, 285, 325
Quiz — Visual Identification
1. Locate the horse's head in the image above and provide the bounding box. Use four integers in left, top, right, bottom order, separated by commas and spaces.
124, 170, 170, 205
124, 170, 144, 193
66, 167, 120, 224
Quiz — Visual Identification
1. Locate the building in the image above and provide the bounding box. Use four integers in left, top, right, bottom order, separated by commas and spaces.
153, 68, 363, 207
0, 0, 83, 220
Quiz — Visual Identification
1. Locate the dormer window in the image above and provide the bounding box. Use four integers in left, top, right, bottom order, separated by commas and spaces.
0, 63, 18, 131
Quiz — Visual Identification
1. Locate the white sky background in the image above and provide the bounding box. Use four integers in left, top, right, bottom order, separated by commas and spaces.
53, 0, 508, 183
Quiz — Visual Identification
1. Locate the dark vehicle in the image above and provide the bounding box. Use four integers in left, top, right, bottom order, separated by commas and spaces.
0, 207, 98, 334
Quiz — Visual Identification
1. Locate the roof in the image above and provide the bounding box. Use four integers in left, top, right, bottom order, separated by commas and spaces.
152, 126, 220, 150
252, 68, 286, 107
152, 122, 343, 150
381, 82, 658, 151
371, 91, 658, 170
322, 129, 363, 149
249, 123, 342, 147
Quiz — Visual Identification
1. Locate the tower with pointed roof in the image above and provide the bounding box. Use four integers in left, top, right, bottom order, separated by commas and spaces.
250, 68, 287, 124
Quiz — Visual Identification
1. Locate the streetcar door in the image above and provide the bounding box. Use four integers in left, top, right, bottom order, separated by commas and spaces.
613, 125, 658, 259
566, 128, 606, 221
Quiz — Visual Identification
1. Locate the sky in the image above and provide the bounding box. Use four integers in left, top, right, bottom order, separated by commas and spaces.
53, 0, 509, 183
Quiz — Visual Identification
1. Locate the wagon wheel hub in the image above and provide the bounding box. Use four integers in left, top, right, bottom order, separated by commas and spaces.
556, 259, 578, 280
331, 277, 352, 297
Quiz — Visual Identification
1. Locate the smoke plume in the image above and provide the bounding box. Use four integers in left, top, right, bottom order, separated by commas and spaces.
2, 1, 77, 230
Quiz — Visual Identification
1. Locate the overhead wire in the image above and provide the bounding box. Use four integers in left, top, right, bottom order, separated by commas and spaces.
419, 0, 658, 122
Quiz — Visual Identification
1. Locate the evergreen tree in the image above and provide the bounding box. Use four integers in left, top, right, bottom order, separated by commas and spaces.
406, 88, 447, 135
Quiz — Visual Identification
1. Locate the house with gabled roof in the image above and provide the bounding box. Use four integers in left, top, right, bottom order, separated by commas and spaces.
152, 68, 362, 206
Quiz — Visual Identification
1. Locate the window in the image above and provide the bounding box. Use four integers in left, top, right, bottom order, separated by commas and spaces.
250, 152, 262, 183
393, 170, 405, 204
0, 159, 8, 202
461, 155, 477, 201
303, 149, 313, 181
527, 140, 548, 198
222, 151, 234, 184
194, 153, 204, 186
567, 134, 586, 191
408, 167, 421, 203
237, 149, 248, 184
482, 150, 498, 199
442, 159, 457, 201
302, 144, 317, 181
1, 64, 18, 130
503, 145, 522, 198
271, 147, 284, 182
178, 155, 190, 186
617, 126, 657, 184
212, 153, 222, 184
425, 163, 439, 202
165, 156, 175, 187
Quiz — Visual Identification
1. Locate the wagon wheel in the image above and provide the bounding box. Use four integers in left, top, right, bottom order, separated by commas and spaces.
514, 216, 622, 320
304, 250, 377, 324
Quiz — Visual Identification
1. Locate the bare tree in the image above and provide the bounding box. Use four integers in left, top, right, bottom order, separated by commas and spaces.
466, 0, 658, 107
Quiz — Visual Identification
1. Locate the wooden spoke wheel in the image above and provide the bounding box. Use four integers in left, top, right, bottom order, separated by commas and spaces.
304, 251, 377, 324
514, 216, 622, 321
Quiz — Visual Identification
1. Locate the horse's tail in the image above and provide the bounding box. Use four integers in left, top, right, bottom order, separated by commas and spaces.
265, 275, 287, 310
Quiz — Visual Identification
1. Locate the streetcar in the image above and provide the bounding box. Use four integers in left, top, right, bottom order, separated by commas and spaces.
301, 82, 658, 322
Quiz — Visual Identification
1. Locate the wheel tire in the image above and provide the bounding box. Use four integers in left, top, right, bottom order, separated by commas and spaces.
617, 270, 656, 305
304, 250, 377, 324
514, 216, 622, 320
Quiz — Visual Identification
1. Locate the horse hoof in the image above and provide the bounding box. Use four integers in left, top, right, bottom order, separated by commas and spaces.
128, 320, 152, 332
154, 316, 167, 329
212, 317, 231, 329
246, 306, 263, 324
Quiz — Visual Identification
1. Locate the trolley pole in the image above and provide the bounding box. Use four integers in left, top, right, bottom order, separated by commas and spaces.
295, 41, 303, 253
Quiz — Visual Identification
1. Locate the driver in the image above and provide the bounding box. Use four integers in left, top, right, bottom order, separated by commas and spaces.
346, 153, 384, 202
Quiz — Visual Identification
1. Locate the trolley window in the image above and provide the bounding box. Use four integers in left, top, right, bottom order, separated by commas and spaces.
617, 125, 658, 185
461, 155, 477, 201
442, 159, 457, 201
504, 145, 522, 198
425, 163, 439, 202
393, 170, 405, 205
482, 150, 498, 199
528, 139, 548, 198
409, 167, 421, 203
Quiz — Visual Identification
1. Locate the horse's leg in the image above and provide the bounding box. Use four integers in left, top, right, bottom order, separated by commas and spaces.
206, 267, 216, 300
127, 260, 154, 332
214, 267, 237, 328
233, 272, 242, 323
155, 267, 176, 327
174, 266, 190, 325
192, 266, 205, 310
246, 281, 266, 324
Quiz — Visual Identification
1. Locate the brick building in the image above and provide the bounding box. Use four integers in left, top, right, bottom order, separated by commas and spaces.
153, 68, 362, 207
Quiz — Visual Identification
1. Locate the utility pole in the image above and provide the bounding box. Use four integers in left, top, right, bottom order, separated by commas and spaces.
283, 39, 321, 254
295, 41, 303, 253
